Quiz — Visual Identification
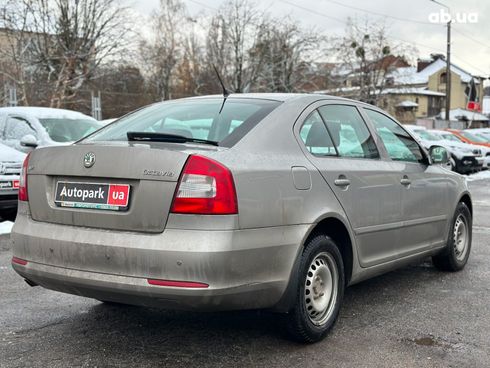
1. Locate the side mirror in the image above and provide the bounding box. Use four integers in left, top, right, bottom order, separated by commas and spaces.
429, 145, 449, 165
20, 134, 38, 148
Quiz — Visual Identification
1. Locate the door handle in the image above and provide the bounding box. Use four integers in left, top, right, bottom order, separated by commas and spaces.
334, 177, 351, 187
400, 176, 411, 186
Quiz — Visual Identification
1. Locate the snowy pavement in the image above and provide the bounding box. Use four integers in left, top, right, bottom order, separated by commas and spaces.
0, 221, 13, 235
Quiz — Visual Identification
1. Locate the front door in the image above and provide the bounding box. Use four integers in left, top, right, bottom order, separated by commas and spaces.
363, 108, 449, 256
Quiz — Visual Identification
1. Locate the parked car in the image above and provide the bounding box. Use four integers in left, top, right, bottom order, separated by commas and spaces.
0, 107, 102, 153
11, 94, 472, 343
430, 130, 490, 170
446, 129, 490, 148
405, 125, 481, 173
467, 128, 490, 141
0, 143, 25, 221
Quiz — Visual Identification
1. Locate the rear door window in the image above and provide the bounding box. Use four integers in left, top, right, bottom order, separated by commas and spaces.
317, 105, 379, 159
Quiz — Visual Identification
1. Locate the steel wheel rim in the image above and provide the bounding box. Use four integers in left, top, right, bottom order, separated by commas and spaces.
304, 252, 338, 326
453, 214, 469, 261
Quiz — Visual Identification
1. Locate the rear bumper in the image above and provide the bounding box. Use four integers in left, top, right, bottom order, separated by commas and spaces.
11, 209, 305, 311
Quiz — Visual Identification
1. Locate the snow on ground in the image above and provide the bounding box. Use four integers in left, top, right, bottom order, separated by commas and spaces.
466, 170, 490, 182
0, 221, 13, 235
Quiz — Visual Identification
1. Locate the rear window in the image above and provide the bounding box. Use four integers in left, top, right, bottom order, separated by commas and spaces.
84, 98, 281, 146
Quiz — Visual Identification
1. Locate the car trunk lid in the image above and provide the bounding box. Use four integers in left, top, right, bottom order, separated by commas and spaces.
26, 143, 219, 232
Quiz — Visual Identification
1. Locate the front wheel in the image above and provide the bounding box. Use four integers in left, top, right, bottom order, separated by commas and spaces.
284, 234, 344, 343
432, 202, 472, 272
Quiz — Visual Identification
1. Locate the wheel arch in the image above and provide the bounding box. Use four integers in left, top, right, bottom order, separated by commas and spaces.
273, 214, 357, 313
459, 192, 472, 217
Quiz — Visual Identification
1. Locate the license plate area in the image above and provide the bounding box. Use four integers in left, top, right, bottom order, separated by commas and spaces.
54, 181, 130, 211
0, 180, 19, 190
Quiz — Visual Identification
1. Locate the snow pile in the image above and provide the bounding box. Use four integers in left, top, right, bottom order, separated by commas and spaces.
466, 170, 490, 182
0, 221, 13, 235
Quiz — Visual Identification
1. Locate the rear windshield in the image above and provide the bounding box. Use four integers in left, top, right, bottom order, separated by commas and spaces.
39, 118, 101, 142
83, 98, 281, 146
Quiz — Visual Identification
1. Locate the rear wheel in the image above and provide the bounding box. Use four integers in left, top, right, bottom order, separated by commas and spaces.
284, 234, 344, 343
432, 202, 472, 272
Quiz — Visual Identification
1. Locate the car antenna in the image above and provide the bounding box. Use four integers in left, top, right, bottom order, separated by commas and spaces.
213, 64, 231, 114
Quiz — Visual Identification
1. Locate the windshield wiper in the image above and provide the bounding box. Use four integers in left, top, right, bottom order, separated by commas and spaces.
127, 132, 219, 146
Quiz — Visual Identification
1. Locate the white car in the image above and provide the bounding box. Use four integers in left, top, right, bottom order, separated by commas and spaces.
404, 126, 480, 173
0, 143, 26, 220
433, 130, 490, 170
0, 107, 102, 153
467, 128, 490, 141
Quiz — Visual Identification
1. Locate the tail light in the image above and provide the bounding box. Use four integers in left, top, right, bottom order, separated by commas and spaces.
171, 155, 238, 215
18, 153, 30, 201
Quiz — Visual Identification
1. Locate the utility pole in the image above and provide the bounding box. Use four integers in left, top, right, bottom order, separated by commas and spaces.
431, 0, 451, 122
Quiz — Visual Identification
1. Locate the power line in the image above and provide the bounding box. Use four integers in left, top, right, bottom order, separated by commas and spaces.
321, 0, 438, 26
279, 0, 345, 24
278, 0, 488, 76
452, 28, 490, 50
185, 0, 219, 11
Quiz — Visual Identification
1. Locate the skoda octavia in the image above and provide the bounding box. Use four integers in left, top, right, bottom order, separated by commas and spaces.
11, 94, 472, 343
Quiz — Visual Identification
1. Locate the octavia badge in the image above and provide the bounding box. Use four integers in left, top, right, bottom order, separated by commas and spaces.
83, 152, 96, 168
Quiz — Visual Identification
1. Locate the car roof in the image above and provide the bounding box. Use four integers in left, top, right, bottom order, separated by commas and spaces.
180, 93, 368, 105
0, 106, 96, 121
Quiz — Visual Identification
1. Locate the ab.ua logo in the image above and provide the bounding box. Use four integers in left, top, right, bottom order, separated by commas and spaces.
429, 10, 478, 24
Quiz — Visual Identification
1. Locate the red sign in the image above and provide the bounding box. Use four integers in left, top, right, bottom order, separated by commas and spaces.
107, 184, 130, 206
467, 101, 481, 112
13, 180, 19, 189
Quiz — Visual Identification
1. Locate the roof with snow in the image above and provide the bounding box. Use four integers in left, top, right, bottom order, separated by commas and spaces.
382, 87, 446, 96
0, 106, 96, 121
397, 100, 419, 107
388, 59, 480, 86
437, 108, 489, 122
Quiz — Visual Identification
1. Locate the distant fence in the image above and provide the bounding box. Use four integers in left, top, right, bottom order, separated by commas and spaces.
416, 119, 469, 130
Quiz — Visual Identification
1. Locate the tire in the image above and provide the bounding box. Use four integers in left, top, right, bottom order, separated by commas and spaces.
432, 202, 472, 272
448, 157, 456, 172
284, 234, 345, 343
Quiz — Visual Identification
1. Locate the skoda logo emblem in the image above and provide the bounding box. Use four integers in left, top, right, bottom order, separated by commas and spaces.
83, 152, 96, 168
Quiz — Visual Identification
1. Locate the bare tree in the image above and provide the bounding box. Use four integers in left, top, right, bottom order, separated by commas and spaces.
206, 0, 264, 92
139, 0, 186, 101
332, 17, 412, 105
0, 0, 132, 107
252, 19, 323, 92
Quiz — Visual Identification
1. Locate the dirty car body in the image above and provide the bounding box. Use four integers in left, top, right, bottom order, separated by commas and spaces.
11, 94, 472, 342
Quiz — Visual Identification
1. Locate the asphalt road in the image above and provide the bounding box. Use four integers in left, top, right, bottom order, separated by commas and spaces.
1, 180, 490, 368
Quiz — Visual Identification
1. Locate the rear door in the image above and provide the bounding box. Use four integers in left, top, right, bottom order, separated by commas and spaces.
296, 102, 403, 267
363, 108, 449, 255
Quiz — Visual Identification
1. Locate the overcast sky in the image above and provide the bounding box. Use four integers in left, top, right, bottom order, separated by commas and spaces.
128, 0, 490, 78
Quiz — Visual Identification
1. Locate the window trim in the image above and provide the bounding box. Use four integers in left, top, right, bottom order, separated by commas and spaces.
296, 102, 381, 161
